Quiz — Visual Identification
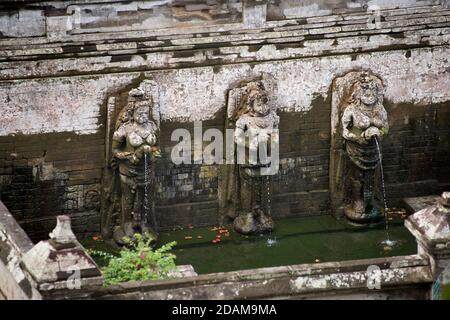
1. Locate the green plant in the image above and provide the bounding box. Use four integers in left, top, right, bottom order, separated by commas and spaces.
101, 233, 177, 286
86, 248, 116, 261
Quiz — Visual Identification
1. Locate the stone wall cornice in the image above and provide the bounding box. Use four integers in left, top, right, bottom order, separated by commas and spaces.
0, 30, 448, 81
1, 2, 449, 81
1, 5, 449, 48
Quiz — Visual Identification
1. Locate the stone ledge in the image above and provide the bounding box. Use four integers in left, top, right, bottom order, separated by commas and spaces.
54, 254, 432, 300
0, 201, 34, 253
404, 195, 442, 213
1, 42, 449, 81
1, 13, 449, 57
0, 3, 446, 48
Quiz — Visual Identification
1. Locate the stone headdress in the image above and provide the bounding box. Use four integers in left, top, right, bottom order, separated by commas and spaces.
116, 87, 153, 129
227, 77, 274, 122
349, 72, 384, 106
245, 81, 269, 113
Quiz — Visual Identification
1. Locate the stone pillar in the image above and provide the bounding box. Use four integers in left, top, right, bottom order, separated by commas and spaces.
405, 192, 450, 300
21, 215, 103, 298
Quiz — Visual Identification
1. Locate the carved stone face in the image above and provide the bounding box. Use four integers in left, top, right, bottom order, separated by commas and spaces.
360, 86, 378, 106
133, 104, 150, 124
249, 91, 270, 116
353, 75, 381, 107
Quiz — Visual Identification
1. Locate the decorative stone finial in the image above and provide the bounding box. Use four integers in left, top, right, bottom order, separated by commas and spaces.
21, 215, 103, 290
49, 215, 77, 244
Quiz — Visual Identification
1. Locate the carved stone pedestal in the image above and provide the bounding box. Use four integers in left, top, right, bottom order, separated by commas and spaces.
405, 192, 450, 300
21, 215, 103, 296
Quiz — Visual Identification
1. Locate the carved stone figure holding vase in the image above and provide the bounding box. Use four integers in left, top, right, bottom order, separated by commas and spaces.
341, 72, 389, 223
219, 78, 279, 235
111, 87, 160, 244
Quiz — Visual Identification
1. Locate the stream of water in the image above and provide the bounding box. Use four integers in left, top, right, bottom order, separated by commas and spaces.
143, 153, 150, 231
265, 175, 278, 247
374, 136, 396, 248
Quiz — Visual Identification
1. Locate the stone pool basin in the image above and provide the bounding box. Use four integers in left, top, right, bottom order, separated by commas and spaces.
84, 214, 416, 275
158, 215, 416, 275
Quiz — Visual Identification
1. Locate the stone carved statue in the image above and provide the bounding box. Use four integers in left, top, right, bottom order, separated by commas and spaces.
219, 78, 279, 234
103, 85, 161, 244
341, 72, 389, 223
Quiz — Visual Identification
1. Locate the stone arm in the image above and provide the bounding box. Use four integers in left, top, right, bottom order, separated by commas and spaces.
234, 117, 248, 148
363, 107, 389, 141
378, 107, 389, 139
134, 130, 161, 161
270, 113, 280, 146
112, 126, 133, 160
132, 145, 146, 161
146, 128, 161, 160
342, 107, 366, 145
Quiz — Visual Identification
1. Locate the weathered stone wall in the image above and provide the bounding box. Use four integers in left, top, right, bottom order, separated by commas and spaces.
0, 0, 243, 39
267, 0, 443, 19
0, 0, 449, 239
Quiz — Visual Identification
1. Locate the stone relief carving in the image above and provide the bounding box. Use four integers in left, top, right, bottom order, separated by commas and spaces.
101, 80, 161, 244
330, 71, 389, 223
219, 76, 279, 234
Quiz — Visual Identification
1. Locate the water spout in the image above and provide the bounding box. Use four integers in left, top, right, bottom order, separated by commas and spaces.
266, 175, 271, 216
374, 136, 396, 249
143, 153, 150, 232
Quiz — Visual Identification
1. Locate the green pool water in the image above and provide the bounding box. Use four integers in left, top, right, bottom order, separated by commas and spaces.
83, 215, 417, 275
158, 215, 416, 274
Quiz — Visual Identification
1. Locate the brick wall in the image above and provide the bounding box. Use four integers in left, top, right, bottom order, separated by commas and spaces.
382, 102, 450, 203
0, 93, 448, 240
0, 132, 103, 240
